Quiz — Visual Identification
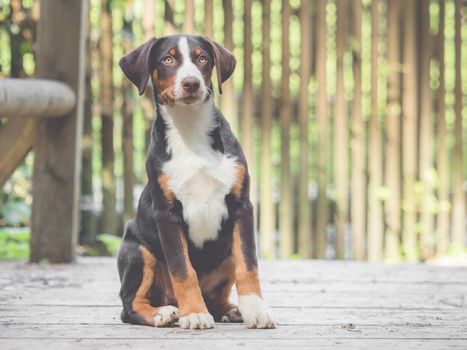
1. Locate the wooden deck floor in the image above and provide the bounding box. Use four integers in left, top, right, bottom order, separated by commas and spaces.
0, 258, 466, 349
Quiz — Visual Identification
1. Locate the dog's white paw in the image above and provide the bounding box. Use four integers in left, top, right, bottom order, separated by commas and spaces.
238, 295, 276, 329
178, 312, 215, 329
153, 305, 179, 327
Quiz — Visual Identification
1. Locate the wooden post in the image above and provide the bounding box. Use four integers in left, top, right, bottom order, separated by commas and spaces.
30, 0, 88, 263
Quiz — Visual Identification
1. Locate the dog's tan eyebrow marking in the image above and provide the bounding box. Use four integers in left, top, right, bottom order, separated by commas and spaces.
231, 163, 246, 199
194, 47, 202, 56
169, 48, 176, 56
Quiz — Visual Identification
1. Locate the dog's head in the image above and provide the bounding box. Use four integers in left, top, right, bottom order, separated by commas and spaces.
119, 34, 236, 106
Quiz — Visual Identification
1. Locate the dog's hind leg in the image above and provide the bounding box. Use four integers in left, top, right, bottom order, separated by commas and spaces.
118, 227, 179, 327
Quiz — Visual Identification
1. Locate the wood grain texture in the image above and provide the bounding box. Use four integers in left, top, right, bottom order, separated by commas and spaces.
0, 258, 466, 349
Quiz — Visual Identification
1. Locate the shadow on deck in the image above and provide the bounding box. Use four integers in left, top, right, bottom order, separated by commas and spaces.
0, 258, 466, 349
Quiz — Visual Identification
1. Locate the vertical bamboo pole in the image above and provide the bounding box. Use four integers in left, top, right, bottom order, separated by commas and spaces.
385, 0, 401, 261
402, 0, 418, 261
142, 0, 155, 154
184, 0, 195, 34
222, 0, 237, 134
351, 0, 365, 261
368, 0, 383, 262
315, 0, 328, 259
242, 0, 256, 234
452, 0, 465, 247
418, 0, 434, 260
298, 0, 312, 258
279, 0, 293, 258
122, 3, 135, 223
205, 0, 213, 38
334, 0, 348, 259
100, 0, 117, 236
259, 0, 275, 258
436, 0, 449, 256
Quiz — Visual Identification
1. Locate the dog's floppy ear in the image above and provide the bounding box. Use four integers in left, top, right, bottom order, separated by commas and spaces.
119, 37, 158, 95
203, 37, 236, 95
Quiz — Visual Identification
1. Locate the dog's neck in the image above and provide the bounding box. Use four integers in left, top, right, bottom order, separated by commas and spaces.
158, 97, 218, 153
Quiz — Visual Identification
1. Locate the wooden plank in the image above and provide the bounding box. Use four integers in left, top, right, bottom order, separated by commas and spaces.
0, 79, 75, 118
1, 259, 466, 284
0, 116, 35, 186
1, 323, 467, 340
30, 0, 88, 263
1, 305, 465, 326
1, 339, 466, 350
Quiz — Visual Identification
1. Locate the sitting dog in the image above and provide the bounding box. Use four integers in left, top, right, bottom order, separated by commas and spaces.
117, 34, 276, 330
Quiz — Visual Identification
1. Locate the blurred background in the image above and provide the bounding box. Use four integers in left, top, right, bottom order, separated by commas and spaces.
0, 0, 466, 263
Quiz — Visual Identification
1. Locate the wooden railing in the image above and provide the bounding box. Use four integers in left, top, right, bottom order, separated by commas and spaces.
0, 0, 87, 263
0, 79, 76, 186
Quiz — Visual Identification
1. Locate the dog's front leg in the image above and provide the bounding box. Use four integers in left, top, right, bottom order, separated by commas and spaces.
156, 209, 215, 330
232, 201, 276, 329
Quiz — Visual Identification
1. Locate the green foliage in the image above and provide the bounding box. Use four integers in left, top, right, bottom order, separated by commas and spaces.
97, 234, 122, 256
0, 200, 31, 226
0, 228, 30, 260
0, 160, 33, 227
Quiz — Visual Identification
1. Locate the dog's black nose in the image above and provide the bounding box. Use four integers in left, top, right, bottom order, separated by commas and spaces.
181, 77, 200, 94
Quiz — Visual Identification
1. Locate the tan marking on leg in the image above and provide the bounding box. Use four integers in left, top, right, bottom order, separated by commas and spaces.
158, 173, 175, 204
232, 222, 262, 297
169, 233, 208, 316
231, 164, 246, 199
132, 245, 160, 325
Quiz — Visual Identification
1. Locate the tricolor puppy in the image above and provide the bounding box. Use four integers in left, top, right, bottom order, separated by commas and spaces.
117, 34, 276, 330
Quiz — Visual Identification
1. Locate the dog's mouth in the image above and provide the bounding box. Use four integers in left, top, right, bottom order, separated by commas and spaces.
176, 92, 205, 105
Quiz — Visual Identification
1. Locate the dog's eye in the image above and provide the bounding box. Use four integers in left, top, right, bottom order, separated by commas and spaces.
198, 55, 208, 64
163, 56, 174, 65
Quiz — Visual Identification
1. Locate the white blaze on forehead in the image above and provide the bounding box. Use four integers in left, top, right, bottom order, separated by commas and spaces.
175, 36, 204, 86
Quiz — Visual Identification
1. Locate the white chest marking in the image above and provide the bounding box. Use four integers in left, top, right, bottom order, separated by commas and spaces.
160, 101, 237, 248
